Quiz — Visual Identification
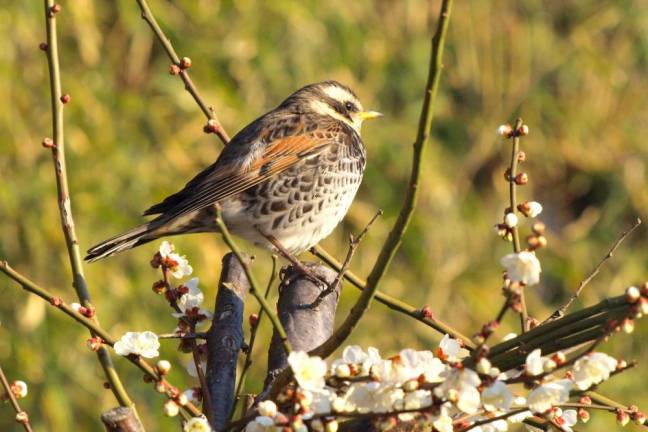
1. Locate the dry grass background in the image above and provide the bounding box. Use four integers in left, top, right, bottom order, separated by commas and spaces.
0, 1, 646, 430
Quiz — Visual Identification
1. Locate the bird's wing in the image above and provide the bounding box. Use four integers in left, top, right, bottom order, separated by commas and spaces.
143, 119, 335, 220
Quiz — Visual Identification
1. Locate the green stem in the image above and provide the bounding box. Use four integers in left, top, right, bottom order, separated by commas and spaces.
42, 0, 133, 409
311, 246, 474, 349
308, 0, 454, 359
135, 0, 230, 145
214, 209, 292, 355
0, 260, 202, 417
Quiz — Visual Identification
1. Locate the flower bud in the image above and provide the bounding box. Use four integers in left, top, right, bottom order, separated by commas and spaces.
552, 351, 566, 365
169, 64, 181, 75
157, 360, 172, 375
420, 305, 433, 319
639, 298, 648, 315
542, 358, 557, 373
633, 412, 646, 425
50, 4, 62, 15
163, 400, 179, 417
518, 201, 543, 218
532, 221, 546, 235
578, 408, 590, 423
476, 357, 492, 374
514, 172, 528, 185
180, 57, 192, 69
622, 318, 635, 334
42, 137, 55, 148
517, 151, 526, 162
403, 379, 419, 392
258, 400, 278, 418
497, 124, 513, 137
326, 420, 339, 432
579, 395, 592, 405
335, 364, 351, 378
617, 409, 630, 426
155, 381, 167, 393
504, 212, 518, 228
518, 124, 529, 136
617, 359, 628, 370
60, 94, 71, 104
249, 313, 259, 328
626, 286, 640, 303
15, 412, 29, 424
10, 381, 28, 399
176, 393, 188, 406
39, 42, 48, 51
87, 336, 103, 352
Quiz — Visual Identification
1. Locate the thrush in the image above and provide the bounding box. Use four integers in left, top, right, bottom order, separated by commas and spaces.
85, 81, 381, 262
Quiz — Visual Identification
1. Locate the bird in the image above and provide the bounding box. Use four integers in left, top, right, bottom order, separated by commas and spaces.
85, 80, 381, 262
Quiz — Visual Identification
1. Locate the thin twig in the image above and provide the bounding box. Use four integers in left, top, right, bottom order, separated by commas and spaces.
311, 246, 474, 348
0, 260, 202, 417
308, 210, 382, 309
214, 207, 292, 355
0, 364, 33, 432
41, 0, 134, 409
308, 0, 455, 359
135, 0, 230, 145
547, 218, 642, 322
231, 255, 278, 420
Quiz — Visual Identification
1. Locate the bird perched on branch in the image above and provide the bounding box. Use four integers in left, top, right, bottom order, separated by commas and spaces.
85, 81, 381, 262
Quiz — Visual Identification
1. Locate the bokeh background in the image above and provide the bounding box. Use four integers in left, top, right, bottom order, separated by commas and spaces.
1, 0, 646, 430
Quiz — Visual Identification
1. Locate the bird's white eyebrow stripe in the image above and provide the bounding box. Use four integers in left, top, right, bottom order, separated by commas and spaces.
321, 85, 358, 105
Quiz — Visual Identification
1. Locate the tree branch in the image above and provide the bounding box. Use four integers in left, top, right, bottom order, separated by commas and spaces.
0, 364, 32, 432
263, 263, 339, 391
41, 0, 134, 411
0, 260, 202, 417
307, 0, 454, 358
311, 246, 474, 348
100, 407, 145, 432
547, 218, 642, 322
206, 253, 250, 430
134, 0, 230, 145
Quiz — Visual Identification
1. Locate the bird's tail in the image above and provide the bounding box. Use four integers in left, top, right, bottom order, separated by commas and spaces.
85, 223, 157, 262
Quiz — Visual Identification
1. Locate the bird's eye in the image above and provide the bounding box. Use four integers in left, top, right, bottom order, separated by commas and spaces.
344, 101, 356, 112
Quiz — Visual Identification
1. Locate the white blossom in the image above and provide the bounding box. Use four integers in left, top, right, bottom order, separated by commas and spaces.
559, 409, 578, 432
500, 251, 541, 286
482, 380, 513, 412
159, 241, 193, 279
163, 400, 180, 417
435, 368, 482, 414
244, 416, 276, 432
257, 400, 278, 418
438, 334, 470, 362
288, 351, 327, 390
572, 352, 617, 390
10, 381, 28, 398
184, 416, 212, 432
114, 331, 160, 358
525, 349, 544, 376
526, 202, 543, 218
504, 213, 518, 228
433, 414, 454, 432
527, 379, 572, 413
177, 278, 204, 312
331, 345, 381, 375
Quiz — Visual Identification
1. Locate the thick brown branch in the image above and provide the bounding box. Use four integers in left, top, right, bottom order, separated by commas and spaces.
100, 407, 145, 432
206, 253, 250, 429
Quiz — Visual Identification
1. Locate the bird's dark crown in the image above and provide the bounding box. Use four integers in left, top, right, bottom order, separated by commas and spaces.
279, 81, 362, 125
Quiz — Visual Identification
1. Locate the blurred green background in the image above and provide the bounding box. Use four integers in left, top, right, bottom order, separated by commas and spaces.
1, 0, 646, 430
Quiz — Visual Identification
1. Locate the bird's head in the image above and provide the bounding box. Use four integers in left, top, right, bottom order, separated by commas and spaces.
281, 81, 382, 133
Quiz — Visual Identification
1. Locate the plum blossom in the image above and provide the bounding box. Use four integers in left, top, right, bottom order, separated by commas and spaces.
114, 331, 160, 358
525, 349, 544, 376
526, 201, 543, 218
10, 381, 28, 399
435, 368, 482, 414
557, 409, 578, 432
437, 334, 470, 362
257, 400, 278, 418
288, 351, 327, 390
500, 251, 541, 286
572, 352, 618, 390
244, 416, 276, 432
331, 345, 381, 375
527, 379, 572, 413
159, 241, 193, 279
183, 416, 212, 432
482, 380, 513, 412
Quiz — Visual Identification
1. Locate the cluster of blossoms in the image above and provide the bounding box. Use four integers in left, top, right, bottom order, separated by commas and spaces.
245, 333, 645, 432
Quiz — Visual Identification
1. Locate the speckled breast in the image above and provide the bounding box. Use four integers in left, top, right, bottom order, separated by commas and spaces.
221, 135, 366, 254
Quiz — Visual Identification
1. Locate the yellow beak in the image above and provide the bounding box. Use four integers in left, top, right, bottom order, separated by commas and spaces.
359, 110, 383, 121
